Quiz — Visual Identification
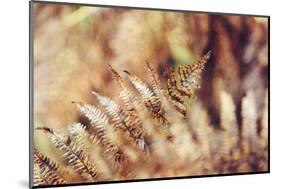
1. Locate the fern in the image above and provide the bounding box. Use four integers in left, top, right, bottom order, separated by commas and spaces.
68, 123, 90, 151
164, 66, 187, 116
163, 51, 211, 116
181, 50, 211, 92
92, 91, 148, 152
34, 51, 268, 186
124, 70, 169, 125
36, 127, 99, 181
34, 149, 66, 186
146, 62, 164, 98
107, 64, 140, 111
73, 101, 127, 164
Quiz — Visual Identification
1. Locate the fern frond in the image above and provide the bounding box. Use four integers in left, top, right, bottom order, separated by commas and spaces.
181, 50, 211, 92
92, 91, 148, 152
37, 127, 99, 181
34, 149, 66, 186
68, 123, 90, 150
107, 65, 149, 152
73, 101, 127, 163
68, 123, 115, 179
73, 101, 110, 130
162, 51, 211, 116
165, 66, 190, 97
164, 66, 187, 116
119, 90, 139, 112
186, 50, 211, 75
73, 101, 114, 147
90, 92, 126, 131
107, 64, 139, 111
124, 70, 168, 125
107, 64, 126, 87
146, 62, 163, 98
34, 159, 45, 186
177, 65, 193, 97
123, 70, 158, 109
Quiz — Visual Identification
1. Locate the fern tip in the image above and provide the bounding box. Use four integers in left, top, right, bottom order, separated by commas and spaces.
123, 70, 131, 75
36, 127, 53, 134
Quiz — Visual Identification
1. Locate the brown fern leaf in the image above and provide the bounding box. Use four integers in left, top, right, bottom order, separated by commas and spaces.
92, 91, 148, 152
181, 50, 211, 92
108, 65, 145, 134
34, 149, 66, 186
164, 66, 187, 116
146, 62, 163, 98
34, 158, 45, 186
178, 65, 193, 97
186, 50, 211, 75
37, 127, 99, 181
68, 123, 90, 151
107, 64, 125, 87
73, 101, 110, 131
107, 64, 139, 110
107, 65, 147, 150
73, 101, 127, 164
124, 70, 169, 125
68, 123, 115, 180
164, 66, 190, 97
106, 65, 147, 140
167, 79, 187, 116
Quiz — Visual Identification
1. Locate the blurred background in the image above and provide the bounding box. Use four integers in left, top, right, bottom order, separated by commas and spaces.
33, 2, 268, 176
33, 3, 268, 129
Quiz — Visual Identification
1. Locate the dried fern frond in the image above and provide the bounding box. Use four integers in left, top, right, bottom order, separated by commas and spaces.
73, 101, 115, 146
68, 123, 115, 179
73, 101, 127, 164
164, 66, 187, 116
68, 123, 90, 151
37, 127, 99, 181
165, 66, 190, 97
124, 70, 169, 125
177, 66, 193, 97
34, 158, 45, 186
106, 65, 144, 139
107, 65, 148, 151
73, 101, 110, 130
181, 50, 211, 92
91, 92, 127, 131
109, 63, 171, 141
107, 64, 139, 110
163, 51, 211, 116
34, 149, 66, 186
146, 62, 163, 98
107, 64, 126, 87
92, 91, 148, 152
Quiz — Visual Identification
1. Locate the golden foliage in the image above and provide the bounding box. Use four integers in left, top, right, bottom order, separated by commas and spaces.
34, 52, 268, 186
33, 4, 268, 187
